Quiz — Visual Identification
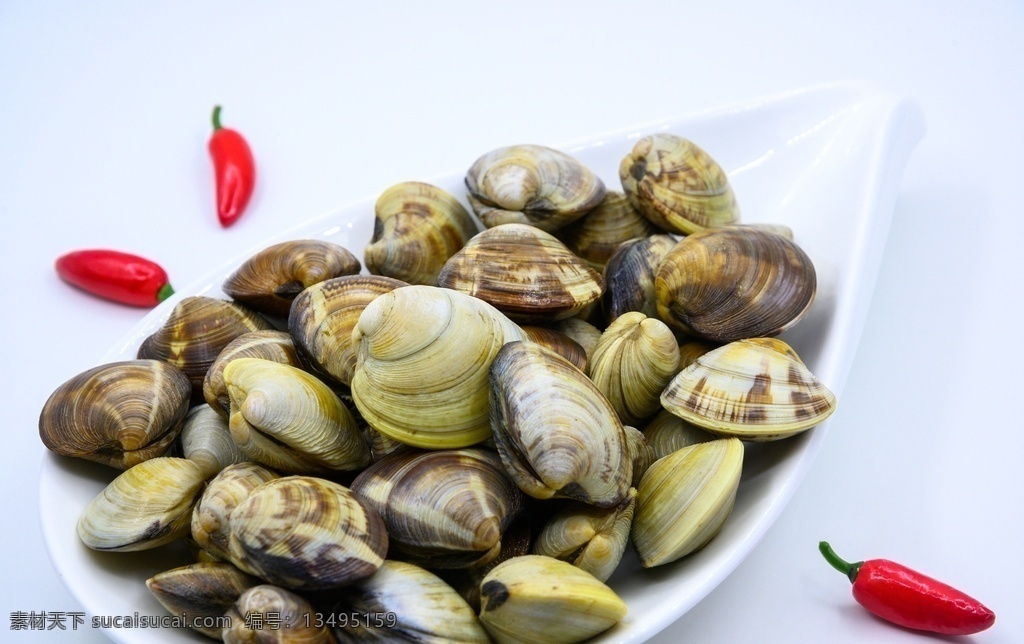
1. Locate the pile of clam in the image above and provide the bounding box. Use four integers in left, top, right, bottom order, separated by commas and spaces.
39, 133, 836, 643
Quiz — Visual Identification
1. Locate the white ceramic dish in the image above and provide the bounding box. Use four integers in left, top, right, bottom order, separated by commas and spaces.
40, 82, 924, 643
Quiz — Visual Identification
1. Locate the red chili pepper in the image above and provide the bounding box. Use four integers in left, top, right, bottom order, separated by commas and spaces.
208, 105, 255, 227
55, 249, 174, 307
819, 541, 994, 635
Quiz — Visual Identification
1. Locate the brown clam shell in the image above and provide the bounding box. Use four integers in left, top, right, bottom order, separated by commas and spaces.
365, 181, 479, 285
203, 330, 304, 418
222, 240, 361, 318
556, 191, 661, 271
137, 296, 273, 396
39, 359, 191, 469
465, 144, 606, 232
655, 227, 816, 341
521, 326, 588, 372
602, 234, 678, 324
619, 133, 739, 234
287, 275, 408, 387
146, 562, 261, 639
438, 223, 605, 324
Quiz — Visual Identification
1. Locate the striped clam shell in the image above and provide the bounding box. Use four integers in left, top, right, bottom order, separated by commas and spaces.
619, 133, 739, 234
38, 359, 190, 469
227, 476, 388, 590
660, 338, 836, 440
224, 358, 370, 474
223, 585, 334, 643
191, 462, 281, 561
556, 191, 661, 271
489, 341, 632, 508
438, 223, 605, 324
365, 181, 479, 285
137, 296, 273, 395
288, 275, 408, 388
655, 226, 816, 342
180, 405, 248, 477
350, 448, 523, 569
465, 144, 606, 232
222, 239, 361, 318
603, 234, 678, 324
203, 330, 304, 419
146, 563, 261, 639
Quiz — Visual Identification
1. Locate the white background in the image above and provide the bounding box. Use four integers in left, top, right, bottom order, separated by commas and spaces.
2, 1, 1022, 642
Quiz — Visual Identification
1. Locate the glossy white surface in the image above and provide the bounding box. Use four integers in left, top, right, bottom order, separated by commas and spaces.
3, 2, 1022, 642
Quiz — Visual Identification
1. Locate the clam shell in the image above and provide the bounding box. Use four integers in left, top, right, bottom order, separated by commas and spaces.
655, 227, 817, 342
288, 275, 408, 388
203, 330, 305, 418
489, 341, 632, 508
619, 133, 739, 234
632, 438, 744, 567
552, 317, 602, 362
351, 285, 526, 449
602, 233, 678, 324
224, 358, 370, 473
191, 461, 281, 561
38, 359, 190, 469
533, 490, 636, 582
587, 311, 680, 426
641, 410, 716, 461
660, 338, 836, 440
180, 404, 248, 477
222, 239, 361, 318
623, 425, 655, 488
478, 555, 627, 644
556, 191, 661, 271
466, 144, 606, 232
365, 181, 479, 285
223, 585, 335, 643
78, 457, 207, 551
677, 339, 721, 369
146, 562, 261, 639
329, 560, 490, 643
521, 326, 588, 372
137, 296, 273, 394
227, 476, 388, 590
438, 223, 605, 324
434, 516, 532, 612
350, 448, 523, 569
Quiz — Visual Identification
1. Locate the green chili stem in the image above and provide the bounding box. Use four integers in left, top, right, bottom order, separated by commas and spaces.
157, 283, 175, 303
819, 541, 862, 584
212, 105, 223, 131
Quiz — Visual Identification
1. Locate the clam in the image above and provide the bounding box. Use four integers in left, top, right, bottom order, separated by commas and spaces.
365, 181, 479, 285
602, 234, 678, 324
288, 275, 408, 388
351, 285, 526, 449
641, 410, 716, 460
434, 515, 532, 612
623, 425, 655, 487
78, 457, 207, 551
521, 326, 588, 372
556, 191, 662, 271
180, 404, 248, 477
655, 226, 817, 342
38, 359, 190, 469
223, 585, 335, 643
328, 560, 490, 643
465, 144, 605, 232
632, 438, 744, 567
489, 341, 632, 508
146, 562, 261, 639
224, 358, 370, 474
351, 448, 523, 569
587, 312, 680, 426
533, 490, 636, 582
192, 461, 281, 561
137, 296, 273, 394
677, 339, 720, 369
363, 426, 405, 462
478, 555, 628, 644
619, 133, 739, 234
552, 317, 602, 362
660, 338, 836, 440
227, 476, 388, 590
203, 330, 305, 418
222, 239, 361, 319
437, 223, 605, 324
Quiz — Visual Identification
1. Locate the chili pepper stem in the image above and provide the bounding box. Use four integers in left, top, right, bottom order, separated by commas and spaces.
156, 283, 175, 302
212, 105, 223, 131
819, 541, 862, 584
